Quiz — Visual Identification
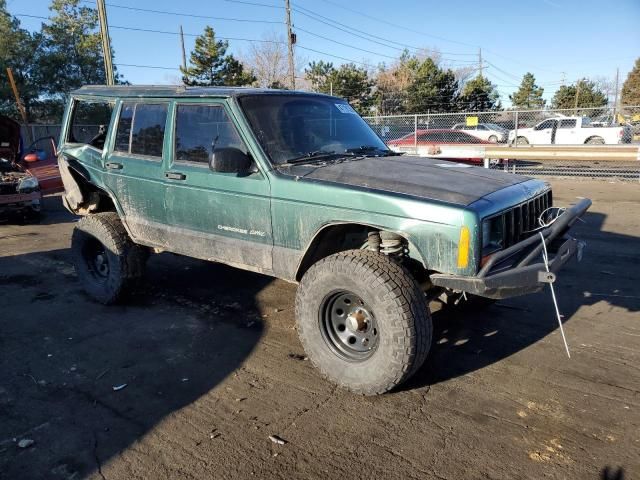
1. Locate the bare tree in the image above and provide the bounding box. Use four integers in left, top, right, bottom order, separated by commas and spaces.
242, 32, 289, 88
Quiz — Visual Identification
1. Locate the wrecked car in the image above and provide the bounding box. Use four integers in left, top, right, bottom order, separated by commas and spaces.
0, 116, 41, 219
58, 86, 591, 395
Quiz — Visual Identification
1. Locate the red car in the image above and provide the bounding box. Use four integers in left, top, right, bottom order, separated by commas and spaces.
0, 116, 62, 219
387, 129, 493, 165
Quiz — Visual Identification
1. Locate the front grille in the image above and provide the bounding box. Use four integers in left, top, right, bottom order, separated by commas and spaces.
0, 182, 18, 195
497, 190, 553, 248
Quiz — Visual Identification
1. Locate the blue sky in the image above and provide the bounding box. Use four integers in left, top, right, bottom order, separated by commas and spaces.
11, 0, 640, 106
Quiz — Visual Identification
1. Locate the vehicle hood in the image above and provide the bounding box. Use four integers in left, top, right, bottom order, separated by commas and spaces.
0, 115, 21, 162
279, 155, 532, 206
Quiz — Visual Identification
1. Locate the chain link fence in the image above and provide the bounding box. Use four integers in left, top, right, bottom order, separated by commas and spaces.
365, 105, 640, 181
18, 105, 640, 181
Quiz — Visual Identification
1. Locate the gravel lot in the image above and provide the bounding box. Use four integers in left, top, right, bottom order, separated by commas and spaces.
1, 179, 638, 480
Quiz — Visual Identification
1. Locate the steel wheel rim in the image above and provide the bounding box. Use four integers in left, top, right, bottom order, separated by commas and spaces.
320, 291, 379, 361
83, 237, 110, 281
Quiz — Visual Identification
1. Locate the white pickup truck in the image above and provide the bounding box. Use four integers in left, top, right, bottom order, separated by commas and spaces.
508, 116, 632, 145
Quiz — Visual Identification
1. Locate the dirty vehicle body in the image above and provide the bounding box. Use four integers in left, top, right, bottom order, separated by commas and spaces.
59, 86, 591, 394
0, 116, 42, 218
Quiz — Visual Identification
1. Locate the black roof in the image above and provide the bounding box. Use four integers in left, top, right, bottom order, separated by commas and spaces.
72, 85, 331, 99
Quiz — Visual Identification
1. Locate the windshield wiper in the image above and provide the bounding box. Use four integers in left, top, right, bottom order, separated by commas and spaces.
279, 150, 337, 166
345, 145, 398, 156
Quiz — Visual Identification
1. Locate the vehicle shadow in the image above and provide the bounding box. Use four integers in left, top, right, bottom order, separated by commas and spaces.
403, 210, 640, 389
0, 248, 269, 479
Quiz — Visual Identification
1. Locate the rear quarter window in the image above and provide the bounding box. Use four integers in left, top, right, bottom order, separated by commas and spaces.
66, 99, 114, 150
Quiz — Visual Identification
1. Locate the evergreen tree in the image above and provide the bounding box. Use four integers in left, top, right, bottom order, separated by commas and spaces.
305, 61, 373, 115
459, 75, 501, 111
0, 0, 42, 120
403, 57, 458, 113
181, 26, 255, 86
621, 58, 640, 106
40, 0, 112, 94
551, 79, 607, 109
509, 72, 545, 109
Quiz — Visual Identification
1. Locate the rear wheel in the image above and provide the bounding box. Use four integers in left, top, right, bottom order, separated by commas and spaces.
516, 136, 529, 146
296, 250, 432, 395
586, 136, 604, 145
71, 212, 148, 304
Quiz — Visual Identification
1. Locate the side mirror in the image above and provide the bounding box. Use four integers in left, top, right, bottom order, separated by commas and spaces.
23, 152, 40, 163
209, 147, 253, 174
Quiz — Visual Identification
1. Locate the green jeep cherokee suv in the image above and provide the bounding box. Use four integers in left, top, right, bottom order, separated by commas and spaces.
58, 86, 590, 394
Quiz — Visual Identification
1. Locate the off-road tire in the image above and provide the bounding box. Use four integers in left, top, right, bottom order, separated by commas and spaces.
71, 212, 147, 304
295, 250, 432, 395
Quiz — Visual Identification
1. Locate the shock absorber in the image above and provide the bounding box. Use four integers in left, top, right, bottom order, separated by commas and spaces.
368, 231, 407, 259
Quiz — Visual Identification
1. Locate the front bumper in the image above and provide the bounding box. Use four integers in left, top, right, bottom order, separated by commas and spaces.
430, 198, 591, 299
0, 191, 42, 212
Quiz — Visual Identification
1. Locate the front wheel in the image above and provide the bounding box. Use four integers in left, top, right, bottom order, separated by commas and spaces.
488, 135, 498, 143
295, 250, 432, 395
586, 137, 605, 145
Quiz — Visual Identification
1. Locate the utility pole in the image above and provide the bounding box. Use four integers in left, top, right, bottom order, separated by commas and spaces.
478, 47, 482, 78
179, 25, 187, 71
96, 0, 114, 85
284, 0, 296, 89
613, 67, 620, 123
560, 72, 566, 86
574, 79, 581, 111
6, 67, 32, 144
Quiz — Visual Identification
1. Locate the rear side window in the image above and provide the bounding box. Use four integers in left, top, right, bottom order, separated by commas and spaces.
174, 104, 247, 165
559, 119, 577, 129
114, 102, 168, 158
67, 99, 114, 149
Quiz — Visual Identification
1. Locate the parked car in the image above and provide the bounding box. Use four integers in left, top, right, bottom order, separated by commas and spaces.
508, 116, 632, 145
387, 129, 493, 164
452, 122, 508, 143
0, 116, 42, 218
59, 86, 590, 395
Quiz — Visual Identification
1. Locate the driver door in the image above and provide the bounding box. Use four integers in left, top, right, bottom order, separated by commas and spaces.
163, 101, 273, 273
531, 119, 556, 144
22, 137, 62, 194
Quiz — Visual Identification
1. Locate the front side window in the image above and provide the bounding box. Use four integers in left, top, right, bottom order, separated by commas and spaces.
67, 99, 114, 150
114, 102, 167, 158
536, 120, 555, 130
559, 119, 577, 129
238, 94, 389, 165
174, 104, 248, 164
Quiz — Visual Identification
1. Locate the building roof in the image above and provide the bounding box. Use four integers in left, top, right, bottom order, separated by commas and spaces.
72, 85, 330, 99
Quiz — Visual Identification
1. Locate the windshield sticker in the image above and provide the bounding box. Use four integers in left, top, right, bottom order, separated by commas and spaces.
335, 103, 357, 114
435, 163, 473, 168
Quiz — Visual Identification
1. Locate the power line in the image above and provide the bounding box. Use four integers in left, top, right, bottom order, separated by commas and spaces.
292, 4, 478, 63
295, 26, 398, 61
299, 0, 478, 49
78, 0, 283, 24
222, 0, 283, 8
15, 15, 291, 46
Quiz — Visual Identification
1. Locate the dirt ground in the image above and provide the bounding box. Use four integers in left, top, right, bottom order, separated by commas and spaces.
1, 179, 638, 480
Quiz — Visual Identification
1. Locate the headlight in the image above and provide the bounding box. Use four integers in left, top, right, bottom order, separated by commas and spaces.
18, 176, 39, 192
482, 217, 504, 251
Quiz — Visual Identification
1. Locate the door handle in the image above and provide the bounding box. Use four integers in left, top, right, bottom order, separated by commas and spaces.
165, 171, 186, 180
106, 162, 123, 170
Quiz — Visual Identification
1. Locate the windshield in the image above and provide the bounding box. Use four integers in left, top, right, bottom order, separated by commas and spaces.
237, 94, 389, 165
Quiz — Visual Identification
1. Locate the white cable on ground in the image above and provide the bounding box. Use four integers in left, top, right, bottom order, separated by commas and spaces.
539, 231, 570, 358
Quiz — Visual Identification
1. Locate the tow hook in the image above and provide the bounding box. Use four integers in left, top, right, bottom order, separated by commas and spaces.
538, 271, 556, 284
